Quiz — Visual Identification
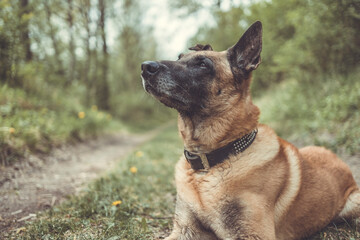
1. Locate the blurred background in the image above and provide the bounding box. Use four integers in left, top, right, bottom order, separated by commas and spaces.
0, 0, 359, 165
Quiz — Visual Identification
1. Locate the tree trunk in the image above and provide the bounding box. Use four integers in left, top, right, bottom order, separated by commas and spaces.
66, 0, 76, 86
96, 0, 110, 110
19, 0, 32, 62
44, 1, 64, 76
0, 35, 11, 84
81, 0, 92, 105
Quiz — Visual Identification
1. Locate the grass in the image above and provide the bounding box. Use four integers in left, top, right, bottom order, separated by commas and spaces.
0, 83, 127, 166
7, 125, 181, 240
7, 123, 359, 239
307, 220, 360, 240
255, 69, 360, 154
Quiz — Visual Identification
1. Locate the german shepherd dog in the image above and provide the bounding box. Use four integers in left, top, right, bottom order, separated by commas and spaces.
141, 21, 360, 239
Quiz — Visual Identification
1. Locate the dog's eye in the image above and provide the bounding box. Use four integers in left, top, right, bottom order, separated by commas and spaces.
191, 57, 212, 69
199, 62, 207, 68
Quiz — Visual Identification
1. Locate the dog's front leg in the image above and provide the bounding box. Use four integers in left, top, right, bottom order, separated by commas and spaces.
165, 195, 218, 240
165, 218, 218, 240
213, 199, 276, 240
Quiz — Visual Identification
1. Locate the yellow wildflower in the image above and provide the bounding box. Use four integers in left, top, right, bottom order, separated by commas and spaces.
135, 151, 143, 158
112, 200, 122, 206
107, 114, 112, 120
130, 166, 138, 173
9, 127, 15, 134
91, 105, 98, 112
78, 112, 85, 119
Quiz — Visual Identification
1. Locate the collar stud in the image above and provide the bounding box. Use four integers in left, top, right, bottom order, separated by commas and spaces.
184, 129, 258, 171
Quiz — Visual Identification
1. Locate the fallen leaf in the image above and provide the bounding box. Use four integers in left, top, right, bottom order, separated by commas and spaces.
15, 227, 26, 234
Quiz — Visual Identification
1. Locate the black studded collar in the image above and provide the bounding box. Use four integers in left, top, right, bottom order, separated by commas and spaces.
184, 129, 258, 171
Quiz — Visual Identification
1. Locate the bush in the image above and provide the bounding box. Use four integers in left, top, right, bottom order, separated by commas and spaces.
256, 69, 360, 154
0, 84, 124, 165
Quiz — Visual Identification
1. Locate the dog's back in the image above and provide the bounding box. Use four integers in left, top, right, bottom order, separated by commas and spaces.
275, 145, 359, 239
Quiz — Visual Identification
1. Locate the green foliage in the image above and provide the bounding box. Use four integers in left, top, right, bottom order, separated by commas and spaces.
110, 89, 176, 132
190, 6, 246, 51
252, 0, 360, 83
0, 0, 173, 164
257, 69, 360, 154
0, 82, 124, 165
189, 0, 360, 96
13, 126, 181, 240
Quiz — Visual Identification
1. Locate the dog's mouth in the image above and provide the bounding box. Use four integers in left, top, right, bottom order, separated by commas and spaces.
141, 60, 209, 114
141, 75, 154, 94
141, 74, 189, 111
140, 72, 162, 96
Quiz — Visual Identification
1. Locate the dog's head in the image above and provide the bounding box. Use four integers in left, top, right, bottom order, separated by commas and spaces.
141, 21, 262, 117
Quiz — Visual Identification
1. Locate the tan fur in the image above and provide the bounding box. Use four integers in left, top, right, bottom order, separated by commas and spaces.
178, 51, 260, 154
163, 48, 359, 240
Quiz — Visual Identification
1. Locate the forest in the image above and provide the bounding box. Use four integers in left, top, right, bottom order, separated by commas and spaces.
0, 0, 168, 165
1, 0, 359, 165
0, 0, 359, 238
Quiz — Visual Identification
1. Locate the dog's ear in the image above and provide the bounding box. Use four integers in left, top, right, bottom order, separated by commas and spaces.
228, 21, 262, 78
189, 44, 213, 51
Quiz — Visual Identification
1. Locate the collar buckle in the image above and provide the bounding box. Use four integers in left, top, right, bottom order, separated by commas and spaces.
199, 153, 210, 170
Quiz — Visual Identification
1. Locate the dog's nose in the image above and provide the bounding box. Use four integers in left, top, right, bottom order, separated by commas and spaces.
141, 61, 160, 75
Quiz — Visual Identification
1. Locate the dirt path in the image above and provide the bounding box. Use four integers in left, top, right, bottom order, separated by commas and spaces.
0, 122, 173, 234
0, 122, 358, 236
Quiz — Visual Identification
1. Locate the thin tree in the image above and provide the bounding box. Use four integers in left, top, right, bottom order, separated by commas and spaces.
66, 0, 76, 86
43, 0, 64, 76
96, 0, 110, 110
19, 0, 32, 62
79, 0, 95, 105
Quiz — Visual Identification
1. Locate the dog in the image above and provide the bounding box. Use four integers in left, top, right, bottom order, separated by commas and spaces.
141, 21, 360, 240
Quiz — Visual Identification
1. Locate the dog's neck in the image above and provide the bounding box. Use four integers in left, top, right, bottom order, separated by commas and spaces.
178, 95, 260, 154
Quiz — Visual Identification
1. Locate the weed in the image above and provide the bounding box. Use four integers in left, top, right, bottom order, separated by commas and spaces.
0, 84, 125, 166
10, 126, 180, 239
255, 69, 360, 154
